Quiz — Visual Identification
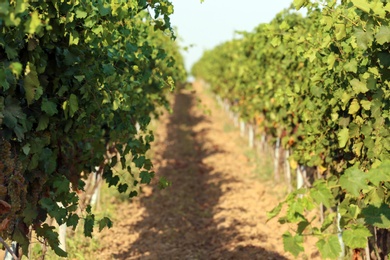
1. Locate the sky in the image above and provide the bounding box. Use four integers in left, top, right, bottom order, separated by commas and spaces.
169, 0, 295, 73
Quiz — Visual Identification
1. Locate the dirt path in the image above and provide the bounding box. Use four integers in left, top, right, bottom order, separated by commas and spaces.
98, 82, 307, 259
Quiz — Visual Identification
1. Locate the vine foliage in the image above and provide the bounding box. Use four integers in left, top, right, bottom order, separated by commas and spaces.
0, 0, 186, 256
193, 0, 390, 258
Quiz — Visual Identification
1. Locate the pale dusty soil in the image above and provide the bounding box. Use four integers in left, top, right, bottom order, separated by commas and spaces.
98, 82, 319, 260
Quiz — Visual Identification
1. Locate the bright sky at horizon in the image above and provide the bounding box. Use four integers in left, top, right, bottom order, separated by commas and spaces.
169, 0, 295, 74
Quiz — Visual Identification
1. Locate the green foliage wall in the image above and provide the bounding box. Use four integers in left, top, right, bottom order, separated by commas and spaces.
0, 0, 186, 256
193, 0, 390, 258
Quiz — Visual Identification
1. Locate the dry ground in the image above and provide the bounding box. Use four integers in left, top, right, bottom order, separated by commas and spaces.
97, 82, 319, 260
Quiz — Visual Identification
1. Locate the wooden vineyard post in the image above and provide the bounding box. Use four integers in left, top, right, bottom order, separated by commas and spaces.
284, 150, 292, 192
337, 205, 346, 258
296, 165, 307, 199
57, 202, 67, 253
248, 124, 254, 148
216, 95, 223, 107
233, 113, 239, 127
296, 165, 306, 190
260, 134, 266, 153
274, 138, 281, 182
240, 120, 246, 137
365, 242, 371, 260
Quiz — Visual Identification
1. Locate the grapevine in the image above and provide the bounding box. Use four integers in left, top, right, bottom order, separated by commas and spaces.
193, 0, 390, 258
0, 0, 186, 257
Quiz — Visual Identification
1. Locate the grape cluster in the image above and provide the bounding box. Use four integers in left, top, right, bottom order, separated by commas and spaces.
0, 139, 27, 237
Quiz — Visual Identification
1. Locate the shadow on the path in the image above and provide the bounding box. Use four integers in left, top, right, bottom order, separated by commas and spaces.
114, 91, 287, 259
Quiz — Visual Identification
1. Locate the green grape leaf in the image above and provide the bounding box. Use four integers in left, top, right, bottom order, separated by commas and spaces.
140, 170, 153, 184
365, 186, 385, 207
344, 59, 358, 73
117, 183, 128, 193
0, 70, 9, 91
67, 214, 80, 230
158, 176, 172, 189
316, 235, 342, 259
9, 62, 23, 77
40, 148, 57, 174
36, 224, 67, 257
337, 128, 349, 148
12, 226, 31, 257
355, 29, 374, 50
69, 94, 79, 117
69, 31, 79, 45
367, 161, 390, 186
0, 1, 9, 15
370, 99, 382, 118
3, 96, 24, 129
133, 156, 146, 168
98, 217, 113, 232
271, 37, 281, 47
339, 166, 369, 197
335, 23, 346, 40
37, 115, 50, 131
348, 99, 360, 115
267, 202, 283, 220
75, 9, 88, 18
24, 62, 40, 105
351, 0, 371, 13
84, 214, 95, 237
5, 46, 18, 59
25, 11, 43, 34
310, 180, 334, 208
22, 204, 38, 225
376, 26, 390, 45
360, 100, 371, 110
293, 0, 308, 10
22, 143, 31, 155
362, 204, 390, 229
41, 99, 58, 116
282, 232, 304, 257
342, 224, 372, 249
129, 191, 138, 198
350, 79, 369, 94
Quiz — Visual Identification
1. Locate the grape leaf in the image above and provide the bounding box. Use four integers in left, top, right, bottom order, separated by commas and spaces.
348, 99, 360, 115
267, 202, 283, 220
342, 224, 372, 249
339, 166, 369, 197
84, 214, 95, 237
37, 115, 49, 131
67, 214, 80, 230
337, 128, 349, 148
98, 217, 113, 232
350, 79, 369, 94
25, 11, 43, 34
367, 161, 390, 186
351, 0, 371, 13
362, 204, 390, 229
282, 232, 304, 257
310, 180, 334, 208
316, 235, 342, 259
69, 94, 79, 117
355, 29, 374, 50
140, 170, 152, 184
24, 62, 40, 105
293, 0, 307, 10
376, 26, 390, 45
75, 9, 88, 18
41, 99, 58, 116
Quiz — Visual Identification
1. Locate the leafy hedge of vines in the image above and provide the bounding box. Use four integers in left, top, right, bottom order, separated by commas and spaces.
193, 0, 390, 258
0, 0, 186, 256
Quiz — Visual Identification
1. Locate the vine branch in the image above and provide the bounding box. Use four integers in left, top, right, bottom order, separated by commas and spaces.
0, 237, 19, 260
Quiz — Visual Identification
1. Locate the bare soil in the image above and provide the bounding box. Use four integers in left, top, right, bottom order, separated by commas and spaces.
98, 82, 318, 259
